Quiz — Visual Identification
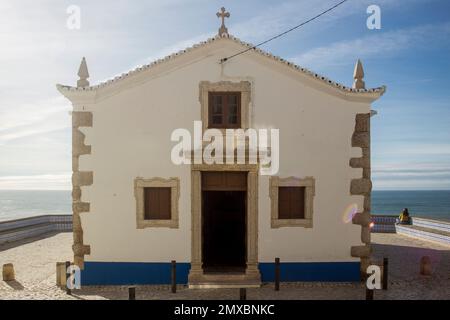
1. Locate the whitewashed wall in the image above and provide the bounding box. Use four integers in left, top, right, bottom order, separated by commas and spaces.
75, 39, 368, 263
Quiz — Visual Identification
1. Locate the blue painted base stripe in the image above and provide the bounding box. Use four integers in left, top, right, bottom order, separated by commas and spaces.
81, 262, 190, 285
259, 262, 361, 282
81, 261, 360, 285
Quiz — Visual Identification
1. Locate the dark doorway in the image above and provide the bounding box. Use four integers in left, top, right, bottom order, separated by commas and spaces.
201, 172, 247, 273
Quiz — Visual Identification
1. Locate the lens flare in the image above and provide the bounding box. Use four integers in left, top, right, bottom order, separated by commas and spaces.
342, 203, 358, 224
369, 222, 375, 229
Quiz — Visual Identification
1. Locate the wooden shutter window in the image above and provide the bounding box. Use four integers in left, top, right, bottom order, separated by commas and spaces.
144, 187, 171, 220
211, 95, 223, 125
208, 92, 241, 128
278, 187, 305, 219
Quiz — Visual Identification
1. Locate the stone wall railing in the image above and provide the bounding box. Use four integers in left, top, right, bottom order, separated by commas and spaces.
412, 217, 450, 233
371, 215, 397, 233
396, 223, 450, 246
0, 215, 72, 246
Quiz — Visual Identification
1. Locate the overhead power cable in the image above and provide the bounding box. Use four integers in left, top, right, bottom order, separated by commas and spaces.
220, 0, 350, 63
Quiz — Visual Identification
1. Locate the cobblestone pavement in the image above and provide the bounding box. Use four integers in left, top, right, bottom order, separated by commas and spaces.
0, 233, 449, 300
0, 233, 74, 300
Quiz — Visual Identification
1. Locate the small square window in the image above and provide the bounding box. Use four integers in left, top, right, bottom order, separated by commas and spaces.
144, 187, 171, 220
270, 177, 315, 228
278, 187, 305, 219
135, 178, 179, 229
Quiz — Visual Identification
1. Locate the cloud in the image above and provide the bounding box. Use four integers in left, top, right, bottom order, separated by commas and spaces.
230, 0, 420, 43
106, 32, 215, 84
0, 96, 71, 144
115, 0, 406, 75
374, 143, 450, 157
373, 162, 450, 190
292, 22, 450, 69
400, 144, 450, 156
0, 174, 71, 190
373, 163, 450, 179
373, 178, 450, 191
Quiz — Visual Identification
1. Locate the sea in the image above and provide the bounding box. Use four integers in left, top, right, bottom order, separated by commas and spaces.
0, 190, 449, 222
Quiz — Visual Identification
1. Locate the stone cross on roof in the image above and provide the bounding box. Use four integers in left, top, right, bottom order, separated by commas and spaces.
216, 7, 230, 37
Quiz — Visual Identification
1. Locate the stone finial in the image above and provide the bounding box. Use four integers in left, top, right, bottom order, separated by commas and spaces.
352, 59, 365, 89
77, 57, 90, 88
216, 7, 230, 37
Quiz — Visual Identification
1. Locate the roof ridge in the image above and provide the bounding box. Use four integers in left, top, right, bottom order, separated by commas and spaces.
57, 34, 386, 95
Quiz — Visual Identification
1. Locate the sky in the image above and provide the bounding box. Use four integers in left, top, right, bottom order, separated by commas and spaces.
0, 0, 449, 190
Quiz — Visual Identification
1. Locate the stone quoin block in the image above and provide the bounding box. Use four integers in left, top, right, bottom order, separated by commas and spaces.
72, 129, 91, 156
73, 231, 83, 245
73, 231, 84, 244
355, 113, 370, 132
72, 112, 93, 128
363, 168, 371, 179
72, 214, 82, 232
352, 211, 371, 226
72, 244, 91, 256
351, 245, 371, 258
350, 178, 372, 195
362, 147, 370, 159
352, 132, 370, 148
361, 226, 371, 244
72, 171, 93, 187
72, 156, 79, 172
350, 157, 369, 169
364, 197, 371, 211
72, 186, 82, 201
73, 202, 90, 214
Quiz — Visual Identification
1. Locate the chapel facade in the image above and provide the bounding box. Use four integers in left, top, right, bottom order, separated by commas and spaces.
58, 8, 385, 287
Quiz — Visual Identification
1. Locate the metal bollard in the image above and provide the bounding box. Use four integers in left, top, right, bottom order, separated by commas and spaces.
65, 261, 71, 295
129, 287, 136, 300
382, 257, 388, 290
366, 287, 374, 300
171, 260, 177, 293
275, 257, 280, 291
240, 288, 247, 300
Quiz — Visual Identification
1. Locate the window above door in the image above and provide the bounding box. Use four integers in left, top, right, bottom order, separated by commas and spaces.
208, 92, 241, 129
199, 81, 251, 133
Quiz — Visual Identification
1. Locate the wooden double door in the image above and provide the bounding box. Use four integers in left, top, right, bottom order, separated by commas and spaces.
201, 171, 247, 272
